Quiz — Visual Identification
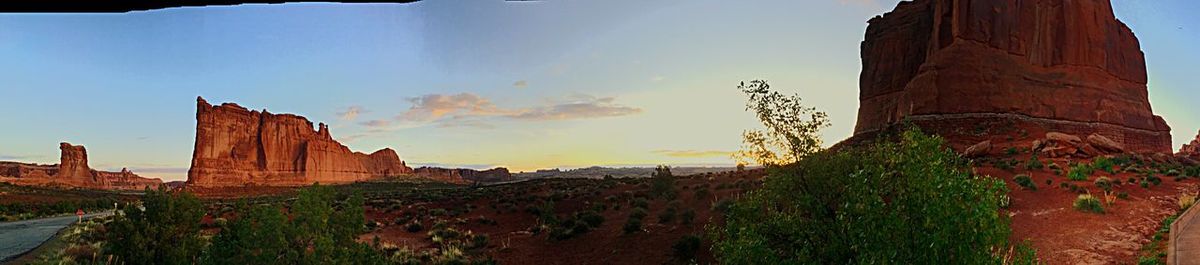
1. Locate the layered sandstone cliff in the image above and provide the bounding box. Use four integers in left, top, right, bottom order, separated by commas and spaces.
187, 97, 414, 187
0, 142, 162, 190
1178, 130, 1200, 162
853, 0, 1171, 153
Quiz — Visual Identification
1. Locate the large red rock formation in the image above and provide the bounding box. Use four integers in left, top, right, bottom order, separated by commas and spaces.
187, 97, 414, 187
1178, 130, 1200, 161
0, 142, 162, 190
853, 0, 1171, 153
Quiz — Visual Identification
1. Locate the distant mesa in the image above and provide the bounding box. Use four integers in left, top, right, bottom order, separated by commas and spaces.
413, 167, 513, 184
186, 97, 509, 187
850, 0, 1172, 154
0, 142, 162, 190
1178, 130, 1200, 163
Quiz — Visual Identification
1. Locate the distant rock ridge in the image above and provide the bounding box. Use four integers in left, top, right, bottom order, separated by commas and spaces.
851, 0, 1171, 153
1178, 130, 1200, 162
0, 142, 162, 190
413, 167, 512, 184
186, 97, 414, 187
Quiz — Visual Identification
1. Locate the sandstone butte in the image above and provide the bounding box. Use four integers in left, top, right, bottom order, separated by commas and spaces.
1179, 130, 1200, 161
851, 0, 1172, 154
187, 97, 416, 187
0, 142, 162, 190
187, 97, 510, 187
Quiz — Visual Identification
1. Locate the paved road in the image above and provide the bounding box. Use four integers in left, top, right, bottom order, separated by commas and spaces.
0, 211, 113, 263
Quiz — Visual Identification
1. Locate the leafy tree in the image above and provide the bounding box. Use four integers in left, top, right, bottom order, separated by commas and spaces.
106, 186, 206, 265
733, 80, 831, 166
650, 165, 676, 198
203, 183, 385, 265
711, 128, 1024, 264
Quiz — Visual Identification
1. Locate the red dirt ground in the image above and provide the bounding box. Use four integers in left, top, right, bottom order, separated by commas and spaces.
984, 157, 1195, 264
359, 170, 765, 265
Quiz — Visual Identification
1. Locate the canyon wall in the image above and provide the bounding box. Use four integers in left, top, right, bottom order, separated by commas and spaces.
0, 142, 162, 190
186, 97, 414, 187
853, 0, 1171, 153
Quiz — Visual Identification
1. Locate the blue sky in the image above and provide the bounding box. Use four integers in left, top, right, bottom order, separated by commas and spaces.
0, 0, 1196, 181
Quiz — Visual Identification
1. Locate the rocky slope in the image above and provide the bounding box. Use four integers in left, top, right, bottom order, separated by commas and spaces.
852, 0, 1172, 154
187, 97, 414, 187
0, 142, 162, 190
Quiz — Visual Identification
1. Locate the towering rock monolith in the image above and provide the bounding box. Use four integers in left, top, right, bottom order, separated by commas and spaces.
0, 142, 162, 190
186, 97, 414, 187
852, 0, 1172, 153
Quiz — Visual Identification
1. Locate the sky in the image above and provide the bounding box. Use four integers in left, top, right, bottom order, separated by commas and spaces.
0, 0, 1197, 182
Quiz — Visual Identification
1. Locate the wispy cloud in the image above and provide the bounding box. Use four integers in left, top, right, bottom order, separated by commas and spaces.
360, 119, 392, 127
0, 154, 36, 160
338, 106, 366, 121
399, 93, 512, 122
342, 92, 643, 141
509, 95, 642, 121
652, 150, 732, 158
513, 80, 528, 89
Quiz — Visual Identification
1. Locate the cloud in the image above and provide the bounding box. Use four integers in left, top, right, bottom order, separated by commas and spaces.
513, 80, 528, 89
338, 106, 366, 121
360, 119, 392, 127
399, 93, 510, 122
509, 96, 642, 121
0, 154, 35, 160
652, 150, 732, 158
437, 115, 496, 129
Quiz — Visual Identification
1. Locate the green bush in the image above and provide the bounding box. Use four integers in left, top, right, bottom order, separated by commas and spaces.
203, 184, 385, 265
1014, 174, 1036, 190
1025, 155, 1044, 171
1093, 157, 1116, 174
1067, 165, 1090, 181
672, 234, 703, 262
681, 209, 696, 225
106, 186, 206, 265
710, 128, 1016, 264
1073, 194, 1105, 214
623, 218, 643, 234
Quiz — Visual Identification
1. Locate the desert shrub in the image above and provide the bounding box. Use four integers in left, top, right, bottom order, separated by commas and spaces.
681, 209, 696, 225
658, 206, 678, 224
1093, 157, 1116, 174
1117, 192, 1130, 200
106, 186, 206, 265
1005, 147, 1019, 156
1014, 175, 1036, 190
1180, 194, 1196, 210
711, 128, 1016, 264
622, 218, 643, 234
672, 234, 703, 262
1067, 166, 1090, 181
1094, 177, 1113, 192
631, 197, 650, 208
694, 188, 711, 199
1167, 169, 1182, 177
1025, 155, 1044, 171
629, 207, 648, 220
1073, 194, 1104, 214
406, 221, 424, 233
1147, 175, 1163, 186
578, 210, 604, 228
